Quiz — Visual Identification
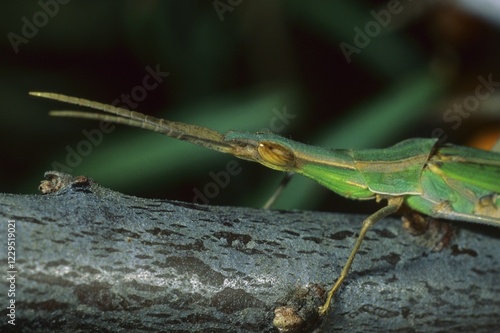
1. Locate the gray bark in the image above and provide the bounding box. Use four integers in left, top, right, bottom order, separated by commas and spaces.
0, 172, 499, 333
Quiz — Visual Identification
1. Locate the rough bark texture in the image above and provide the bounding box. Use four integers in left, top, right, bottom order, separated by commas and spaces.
0, 172, 499, 333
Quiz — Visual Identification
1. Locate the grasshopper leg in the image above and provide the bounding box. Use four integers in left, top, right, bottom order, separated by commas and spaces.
318, 197, 404, 316
262, 172, 294, 209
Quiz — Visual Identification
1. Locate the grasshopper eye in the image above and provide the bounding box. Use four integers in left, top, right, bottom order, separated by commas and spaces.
258, 142, 295, 167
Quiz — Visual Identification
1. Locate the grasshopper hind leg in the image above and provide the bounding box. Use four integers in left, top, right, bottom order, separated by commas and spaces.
318, 197, 404, 316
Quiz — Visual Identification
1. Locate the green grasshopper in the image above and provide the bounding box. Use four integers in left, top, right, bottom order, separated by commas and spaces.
30, 91, 500, 316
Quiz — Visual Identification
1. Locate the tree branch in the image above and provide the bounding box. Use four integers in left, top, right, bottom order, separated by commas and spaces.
0, 172, 499, 332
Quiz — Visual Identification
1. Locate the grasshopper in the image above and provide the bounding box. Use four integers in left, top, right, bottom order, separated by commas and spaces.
30, 92, 500, 315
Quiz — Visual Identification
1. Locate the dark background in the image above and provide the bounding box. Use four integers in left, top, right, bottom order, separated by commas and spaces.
1, 0, 499, 213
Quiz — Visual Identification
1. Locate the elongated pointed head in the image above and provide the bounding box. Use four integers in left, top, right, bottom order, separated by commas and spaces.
223, 131, 298, 172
